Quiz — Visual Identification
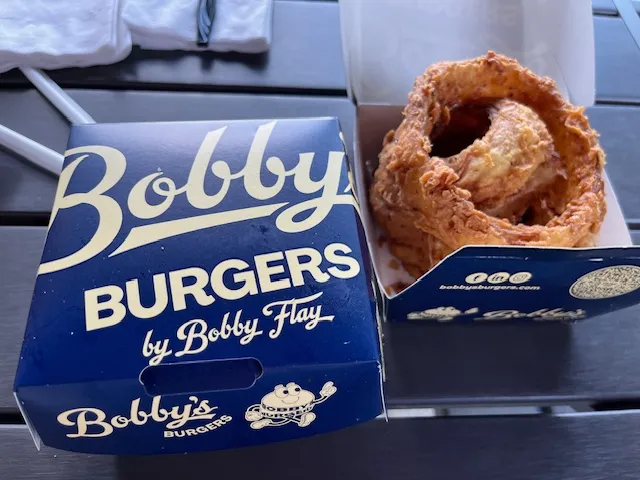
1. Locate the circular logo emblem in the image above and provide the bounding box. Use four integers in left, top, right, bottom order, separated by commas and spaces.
570, 266, 640, 300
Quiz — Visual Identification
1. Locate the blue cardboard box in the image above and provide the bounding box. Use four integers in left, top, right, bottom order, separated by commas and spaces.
14, 118, 384, 454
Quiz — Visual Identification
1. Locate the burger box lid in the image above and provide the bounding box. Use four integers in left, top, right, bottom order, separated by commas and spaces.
13, 118, 385, 454
339, 0, 640, 322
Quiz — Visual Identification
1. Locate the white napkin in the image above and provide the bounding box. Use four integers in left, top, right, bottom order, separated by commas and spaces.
0, 0, 131, 74
124, 0, 273, 54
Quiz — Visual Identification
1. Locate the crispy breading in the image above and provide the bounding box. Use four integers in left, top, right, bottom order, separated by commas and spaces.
370, 52, 606, 279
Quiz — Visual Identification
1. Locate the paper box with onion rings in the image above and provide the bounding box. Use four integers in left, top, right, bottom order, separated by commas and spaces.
339, 0, 640, 323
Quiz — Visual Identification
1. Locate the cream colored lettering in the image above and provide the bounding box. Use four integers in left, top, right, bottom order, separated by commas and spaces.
186, 127, 234, 209
325, 243, 361, 279
84, 285, 126, 332
169, 267, 214, 311
39, 123, 360, 274
149, 396, 169, 423
175, 312, 263, 356
142, 329, 173, 366
126, 274, 169, 319
111, 416, 130, 428
110, 203, 288, 256
83, 244, 360, 332
210, 259, 259, 300
128, 173, 186, 219
164, 404, 193, 430
193, 399, 214, 416
39, 146, 126, 275
481, 308, 585, 320
129, 398, 149, 426
264, 292, 334, 339
165, 396, 217, 429
275, 151, 355, 233
163, 420, 233, 438
482, 310, 519, 320
175, 319, 208, 357
255, 252, 291, 293
58, 397, 220, 438
209, 311, 262, 346
57, 408, 113, 438
285, 248, 330, 286
239, 122, 287, 200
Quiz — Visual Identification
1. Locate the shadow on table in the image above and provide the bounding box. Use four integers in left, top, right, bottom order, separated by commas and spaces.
3, 48, 270, 90
382, 321, 573, 406
113, 412, 640, 480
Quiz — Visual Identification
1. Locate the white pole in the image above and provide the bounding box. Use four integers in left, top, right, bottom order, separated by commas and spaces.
19, 67, 95, 125
0, 124, 63, 175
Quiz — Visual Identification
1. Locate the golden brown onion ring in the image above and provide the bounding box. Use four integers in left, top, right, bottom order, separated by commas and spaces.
371, 52, 606, 278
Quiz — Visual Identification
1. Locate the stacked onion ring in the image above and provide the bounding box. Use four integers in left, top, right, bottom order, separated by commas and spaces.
370, 52, 606, 279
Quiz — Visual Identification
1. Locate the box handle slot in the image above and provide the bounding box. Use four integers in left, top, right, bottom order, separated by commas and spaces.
140, 358, 263, 396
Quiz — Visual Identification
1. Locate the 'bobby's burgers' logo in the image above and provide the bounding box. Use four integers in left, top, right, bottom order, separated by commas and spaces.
40, 121, 357, 276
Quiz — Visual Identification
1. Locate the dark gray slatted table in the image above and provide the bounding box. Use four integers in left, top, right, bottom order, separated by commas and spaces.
2, 413, 640, 480
2, 1, 640, 478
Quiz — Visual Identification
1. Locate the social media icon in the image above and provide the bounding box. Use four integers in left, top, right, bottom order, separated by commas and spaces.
465, 272, 488, 284
487, 272, 510, 284
509, 272, 532, 284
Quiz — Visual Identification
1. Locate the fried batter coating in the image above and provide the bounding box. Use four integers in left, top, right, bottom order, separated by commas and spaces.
371, 52, 606, 278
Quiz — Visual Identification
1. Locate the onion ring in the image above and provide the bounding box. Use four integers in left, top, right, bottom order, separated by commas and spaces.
436, 99, 565, 223
371, 52, 606, 278
375, 100, 564, 277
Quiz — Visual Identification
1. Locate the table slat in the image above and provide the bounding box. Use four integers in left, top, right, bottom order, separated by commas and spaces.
2, 413, 640, 480
0, 227, 43, 412
595, 16, 640, 103
587, 105, 640, 221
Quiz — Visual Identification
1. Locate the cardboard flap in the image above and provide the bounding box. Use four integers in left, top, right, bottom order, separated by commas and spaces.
386, 245, 640, 323
339, 0, 595, 106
